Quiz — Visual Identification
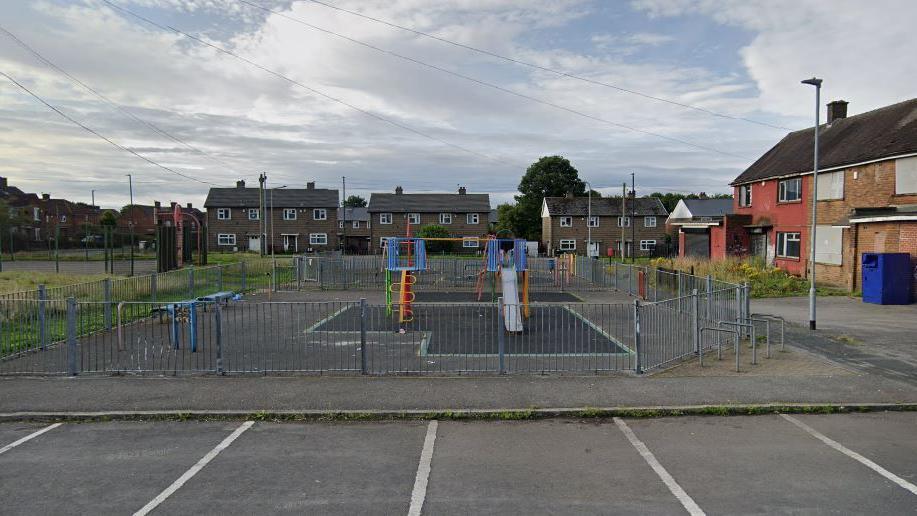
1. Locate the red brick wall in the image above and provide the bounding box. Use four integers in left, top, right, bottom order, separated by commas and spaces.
734, 176, 810, 275
853, 221, 917, 299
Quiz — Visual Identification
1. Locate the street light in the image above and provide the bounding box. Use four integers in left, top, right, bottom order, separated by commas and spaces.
269, 184, 287, 259
802, 77, 822, 331
583, 181, 593, 258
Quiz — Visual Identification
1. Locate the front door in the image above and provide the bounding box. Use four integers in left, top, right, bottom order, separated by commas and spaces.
248, 235, 261, 252
283, 234, 298, 253
750, 233, 767, 259
587, 241, 600, 258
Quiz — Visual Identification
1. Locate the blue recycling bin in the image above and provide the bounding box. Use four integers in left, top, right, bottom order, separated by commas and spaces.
861, 253, 913, 305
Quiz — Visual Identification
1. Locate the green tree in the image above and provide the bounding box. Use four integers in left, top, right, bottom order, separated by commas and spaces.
100, 210, 118, 227
514, 156, 585, 240
495, 203, 519, 234
416, 224, 453, 253
343, 195, 367, 208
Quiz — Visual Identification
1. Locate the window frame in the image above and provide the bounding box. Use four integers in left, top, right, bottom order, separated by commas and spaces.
467, 213, 479, 225
217, 233, 236, 246
559, 239, 576, 251
644, 216, 657, 228
617, 216, 631, 228
640, 239, 657, 252
309, 233, 328, 245
283, 208, 298, 221
407, 213, 421, 225
587, 216, 599, 228
776, 232, 801, 258
778, 178, 802, 203
559, 216, 573, 227
352, 220, 360, 229
379, 213, 392, 225
738, 184, 753, 207
247, 208, 259, 220
439, 213, 452, 225
462, 237, 479, 248
312, 208, 327, 220
217, 208, 230, 220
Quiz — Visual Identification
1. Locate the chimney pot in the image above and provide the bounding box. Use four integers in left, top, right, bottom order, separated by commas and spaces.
42, 193, 50, 200
458, 186, 467, 195
154, 201, 161, 209
395, 186, 403, 195
306, 182, 315, 190
0, 177, 7, 189
236, 179, 245, 188
827, 100, 848, 124
186, 203, 192, 209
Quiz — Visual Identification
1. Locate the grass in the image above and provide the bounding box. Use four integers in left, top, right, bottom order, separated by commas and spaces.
0, 271, 116, 295
6, 249, 156, 261
649, 256, 851, 298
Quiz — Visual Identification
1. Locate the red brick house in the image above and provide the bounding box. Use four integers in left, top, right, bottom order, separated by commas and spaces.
730, 98, 917, 297
666, 198, 750, 259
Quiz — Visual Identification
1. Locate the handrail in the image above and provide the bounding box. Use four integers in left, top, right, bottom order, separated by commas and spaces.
700, 326, 738, 369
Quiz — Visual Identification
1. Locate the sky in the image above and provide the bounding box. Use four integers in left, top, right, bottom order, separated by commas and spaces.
0, 0, 915, 209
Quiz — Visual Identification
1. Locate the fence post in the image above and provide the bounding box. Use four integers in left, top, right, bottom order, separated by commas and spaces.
240, 261, 247, 291
735, 286, 742, 336
744, 282, 751, 336
38, 284, 47, 350
705, 275, 713, 321
66, 297, 77, 376
612, 262, 617, 290
150, 273, 157, 304
497, 296, 505, 374
633, 299, 642, 374
360, 298, 368, 375
217, 265, 224, 292
188, 267, 195, 298
103, 278, 112, 331
215, 303, 223, 375
692, 289, 699, 356
676, 270, 683, 311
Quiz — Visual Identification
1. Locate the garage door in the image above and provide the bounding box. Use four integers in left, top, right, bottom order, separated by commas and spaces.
684, 231, 710, 258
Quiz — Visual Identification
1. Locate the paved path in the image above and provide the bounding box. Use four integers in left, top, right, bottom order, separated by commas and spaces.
0, 412, 915, 514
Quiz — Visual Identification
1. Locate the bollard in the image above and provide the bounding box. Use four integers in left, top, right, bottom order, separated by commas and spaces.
360, 298, 368, 375
38, 284, 47, 350
497, 296, 505, 374
215, 303, 223, 375
66, 297, 77, 376
103, 278, 112, 331
633, 299, 642, 374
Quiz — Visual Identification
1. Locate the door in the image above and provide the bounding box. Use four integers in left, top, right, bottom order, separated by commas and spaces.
248, 235, 261, 252
684, 231, 710, 258
283, 234, 298, 253
587, 241, 600, 258
750, 233, 767, 259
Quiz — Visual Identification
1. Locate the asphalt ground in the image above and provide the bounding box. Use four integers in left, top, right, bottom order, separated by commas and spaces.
1, 412, 915, 515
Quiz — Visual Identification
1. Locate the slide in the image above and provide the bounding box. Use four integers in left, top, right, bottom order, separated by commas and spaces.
501, 264, 524, 333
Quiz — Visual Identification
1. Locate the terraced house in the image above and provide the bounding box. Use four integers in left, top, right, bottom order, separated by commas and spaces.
367, 186, 491, 253
731, 98, 917, 297
204, 180, 339, 253
541, 195, 669, 257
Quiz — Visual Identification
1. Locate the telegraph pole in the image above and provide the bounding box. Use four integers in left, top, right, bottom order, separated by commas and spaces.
621, 183, 626, 259
631, 172, 636, 264
127, 174, 135, 276
342, 176, 347, 256
258, 173, 266, 256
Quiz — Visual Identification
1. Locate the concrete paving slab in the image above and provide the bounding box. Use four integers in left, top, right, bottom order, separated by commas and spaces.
626, 414, 917, 514
795, 411, 917, 483
0, 421, 239, 515
154, 422, 427, 515
424, 420, 687, 515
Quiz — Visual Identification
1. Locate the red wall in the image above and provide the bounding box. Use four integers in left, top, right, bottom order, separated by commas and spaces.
734, 176, 810, 276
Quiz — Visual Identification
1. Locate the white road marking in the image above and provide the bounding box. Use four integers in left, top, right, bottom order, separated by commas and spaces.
407, 420, 438, 516
614, 418, 706, 516
0, 423, 62, 456
134, 421, 255, 516
780, 414, 917, 496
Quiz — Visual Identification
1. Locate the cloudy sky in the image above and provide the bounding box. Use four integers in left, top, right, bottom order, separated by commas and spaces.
1, 0, 915, 209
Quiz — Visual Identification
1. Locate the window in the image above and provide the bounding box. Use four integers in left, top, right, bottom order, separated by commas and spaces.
380, 213, 392, 224
776, 232, 801, 258
617, 216, 631, 227
778, 178, 802, 202
312, 208, 326, 220
467, 213, 479, 224
644, 216, 657, 228
463, 237, 478, 248
217, 233, 236, 246
248, 208, 259, 220
379, 237, 389, 249
353, 220, 360, 229
587, 216, 599, 228
439, 213, 452, 224
217, 208, 230, 220
339, 221, 344, 229
559, 239, 576, 251
895, 156, 917, 194
816, 171, 844, 200
33, 207, 40, 221
815, 225, 843, 265
560, 216, 573, 227
283, 208, 297, 220
60, 215, 67, 223
738, 184, 752, 207
309, 233, 328, 245
408, 213, 420, 225
640, 240, 656, 252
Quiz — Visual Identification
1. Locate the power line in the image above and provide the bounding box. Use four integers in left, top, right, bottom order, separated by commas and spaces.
236, 0, 748, 160
0, 70, 218, 186
0, 24, 243, 177
304, 0, 791, 132
101, 0, 519, 169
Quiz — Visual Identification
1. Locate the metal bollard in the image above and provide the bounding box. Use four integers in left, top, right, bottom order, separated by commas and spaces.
66, 297, 77, 376
360, 298, 368, 375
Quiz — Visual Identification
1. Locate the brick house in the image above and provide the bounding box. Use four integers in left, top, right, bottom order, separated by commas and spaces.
666, 198, 751, 259
367, 186, 491, 253
204, 180, 339, 253
541, 195, 669, 257
731, 98, 917, 297
337, 206, 371, 254
0, 178, 103, 247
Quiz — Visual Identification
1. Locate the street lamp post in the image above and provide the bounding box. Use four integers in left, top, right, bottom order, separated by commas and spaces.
583, 181, 593, 258
126, 174, 134, 276
802, 77, 822, 331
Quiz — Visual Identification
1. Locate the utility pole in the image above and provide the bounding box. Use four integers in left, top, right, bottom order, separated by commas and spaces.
127, 174, 134, 276
631, 172, 636, 264
621, 183, 626, 259
802, 77, 822, 331
258, 173, 266, 256
342, 176, 347, 256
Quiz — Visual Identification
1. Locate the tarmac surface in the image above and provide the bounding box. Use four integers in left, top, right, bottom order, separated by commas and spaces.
1, 412, 915, 515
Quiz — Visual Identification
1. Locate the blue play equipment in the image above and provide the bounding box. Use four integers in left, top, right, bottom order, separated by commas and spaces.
485, 238, 527, 272
385, 237, 428, 271
163, 300, 199, 352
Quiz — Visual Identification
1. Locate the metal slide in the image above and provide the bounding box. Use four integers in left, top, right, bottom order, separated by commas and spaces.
501, 264, 524, 332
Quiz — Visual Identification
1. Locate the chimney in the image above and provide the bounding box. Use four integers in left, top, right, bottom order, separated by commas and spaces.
458, 186, 467, 195
236, 179, 245, 188
395, 186, 403, 195
170, 202, 177, 211
186, 203, 192, 209
0, 177, 7, 189
827, 100, 848, 124
564, 192, 574, 199
42, 193, 50, 200
306, 182, 315, 190
154, 201, 161, 209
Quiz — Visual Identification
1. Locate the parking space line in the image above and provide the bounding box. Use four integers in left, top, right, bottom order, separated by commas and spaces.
407, 420, 438, 516
780, 414, 917, 496
133, 421, 255, 516
614, 418, 705, 516
0, 423, 62, 456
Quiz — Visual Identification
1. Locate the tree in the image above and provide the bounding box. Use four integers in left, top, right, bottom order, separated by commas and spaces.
495, 203, 520, 235
514, 156, 585, 240
416, 224, 453, 253
343, 195, 367, 208
100, 210, 118, 227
